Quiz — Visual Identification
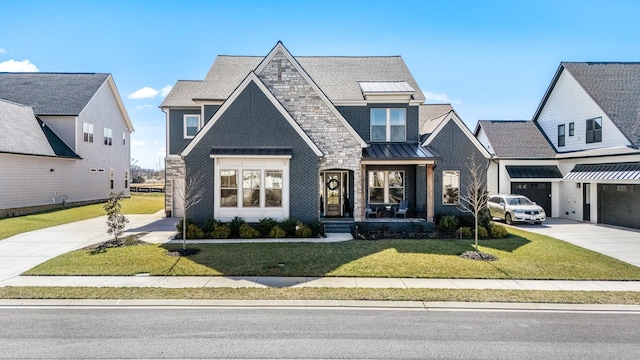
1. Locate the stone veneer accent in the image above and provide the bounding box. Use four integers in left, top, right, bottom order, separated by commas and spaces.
164, 156, 185, 217
258, 51, 364, 221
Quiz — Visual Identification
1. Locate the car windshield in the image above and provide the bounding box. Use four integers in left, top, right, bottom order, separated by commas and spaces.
508, 197, 532, 206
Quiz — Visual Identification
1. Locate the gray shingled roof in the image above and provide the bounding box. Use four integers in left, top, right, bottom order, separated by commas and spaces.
477, 120, 556, 158
0, 73, 109, 115
419, 104, 454, 135
162, 54, 426, 107
549, 62, 640, 148
0, 99, 79, 158
161, 80, 203, 107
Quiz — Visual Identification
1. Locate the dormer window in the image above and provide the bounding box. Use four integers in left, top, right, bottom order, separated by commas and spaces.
370, 108, 406, 142
586, 117, 602, 143
184, 114, 200, 139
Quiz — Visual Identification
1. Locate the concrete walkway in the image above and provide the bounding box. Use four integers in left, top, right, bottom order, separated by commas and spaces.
508, 218, 640, 267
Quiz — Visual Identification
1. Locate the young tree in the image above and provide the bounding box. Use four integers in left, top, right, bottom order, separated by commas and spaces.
458, 156, 490, 251
104, 191, 129, 245
174, 173, 206, 250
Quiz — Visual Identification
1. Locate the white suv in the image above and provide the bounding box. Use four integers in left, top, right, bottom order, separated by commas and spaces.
487, 194, 546, 225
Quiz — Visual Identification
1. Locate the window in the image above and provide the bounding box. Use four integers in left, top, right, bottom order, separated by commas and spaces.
265, 170, 283, 207
124, 170, 129, 189
569, 122, 575, 136
557, 124, 565, 147
109, 169, 115, 190
370, 108, 406, 142
443, 171, 460, 205
368, 171, 404, 204
103, 128, 113, 146
184, 115, 200, 139
83, 123, 94, 143
242, 170, 261, 207
123, 132, 126, 145
586, 117, 602, 143
220, 170, 238, 207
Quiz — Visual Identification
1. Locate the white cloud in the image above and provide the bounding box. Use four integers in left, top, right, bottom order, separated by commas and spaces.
0, 48, 6, 54
160, 85, 173, 97
424, 91, 451, 103
0, 59, 39, 72
135, 104, 153, 110
153, 140, 158, 145
131, 140, 146, 146
128, 87, 159, 99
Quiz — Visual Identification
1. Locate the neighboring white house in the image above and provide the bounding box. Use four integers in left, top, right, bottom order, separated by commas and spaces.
0, 73, 134, 217
476, 62, 640, 229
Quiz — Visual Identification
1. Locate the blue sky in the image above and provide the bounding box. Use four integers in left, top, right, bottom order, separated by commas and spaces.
2, 0, 640, 169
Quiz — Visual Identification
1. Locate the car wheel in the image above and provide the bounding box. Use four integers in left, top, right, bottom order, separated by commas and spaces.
505, 213, 513, 225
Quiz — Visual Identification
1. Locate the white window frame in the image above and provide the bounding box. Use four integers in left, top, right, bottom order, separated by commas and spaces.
183, 114, 201, 139
368, 170, 405, 204
586, 117, 602, 144
109, 169, 115, 190
370, 108, 406, 142
83, 123, 94, 143
123, 132, 126, 145
103, 128, 113, 146
124, 169, 129, 189
442, 170, 460, 205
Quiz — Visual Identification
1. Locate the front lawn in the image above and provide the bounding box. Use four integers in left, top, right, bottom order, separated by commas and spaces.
0, 193, 164, 240
25, 227, 640, 280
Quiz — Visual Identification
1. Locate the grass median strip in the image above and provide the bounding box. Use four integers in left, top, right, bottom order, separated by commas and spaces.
25, 228, 640, 280
2, 287, 640, 304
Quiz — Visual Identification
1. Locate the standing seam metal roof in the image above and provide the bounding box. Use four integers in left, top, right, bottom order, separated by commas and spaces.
564, 162, 640, 180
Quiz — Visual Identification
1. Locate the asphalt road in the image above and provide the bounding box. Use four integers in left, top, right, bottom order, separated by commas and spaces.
1, 307, 639, 359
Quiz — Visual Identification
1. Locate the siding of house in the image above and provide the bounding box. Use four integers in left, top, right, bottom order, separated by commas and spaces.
537, 70, 631, 152
183, 80, 321, 225
475, 127, 493, 155
337, 104, 420, 143
428, 120, 489, 218
168, 108, 201, 155
203, 105, 221, 124
38, 116, 77, 152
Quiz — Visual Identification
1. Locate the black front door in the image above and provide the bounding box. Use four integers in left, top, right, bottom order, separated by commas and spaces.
583, 183, 591, 221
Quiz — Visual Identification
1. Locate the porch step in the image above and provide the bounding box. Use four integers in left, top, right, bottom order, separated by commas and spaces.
322, 222, 353, 234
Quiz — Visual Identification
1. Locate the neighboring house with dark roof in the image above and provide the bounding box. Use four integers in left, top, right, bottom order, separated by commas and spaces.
161, 42, 485, 228
475, 62, 640, 229
0, 73, 134, 217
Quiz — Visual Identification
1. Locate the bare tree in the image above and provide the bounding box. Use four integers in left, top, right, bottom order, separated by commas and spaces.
458, 156, 490, 251
174, 173, 206, 250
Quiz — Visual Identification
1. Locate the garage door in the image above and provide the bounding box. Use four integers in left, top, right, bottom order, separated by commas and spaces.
511, 182, 551, 216
598, 184, 640, 229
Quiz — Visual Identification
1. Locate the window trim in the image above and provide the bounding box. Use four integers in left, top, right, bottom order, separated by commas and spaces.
103, 128, 113, 146
442, 170, 460, 205
586, 117, 602, 144
569, 122, 575, 136
367, 170, 405, 204
369, 108, 406, 142
124, 169, 129, 189
83, 123, 94, 143
557, 124, 565, 147
183, 114, 201, 139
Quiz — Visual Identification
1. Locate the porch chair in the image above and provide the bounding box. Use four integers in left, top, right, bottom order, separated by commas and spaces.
366, 207, 377, 218
395, 200, 409, 218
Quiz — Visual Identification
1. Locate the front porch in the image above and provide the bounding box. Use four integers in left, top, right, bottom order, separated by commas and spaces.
321, 216, 433, 236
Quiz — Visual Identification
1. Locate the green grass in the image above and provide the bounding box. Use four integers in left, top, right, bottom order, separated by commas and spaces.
0, 193, 164, 241
2, 287, 640, 304
25, 227, 640, 280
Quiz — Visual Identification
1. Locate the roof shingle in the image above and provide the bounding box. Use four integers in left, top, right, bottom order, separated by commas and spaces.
477, 120, 556, 158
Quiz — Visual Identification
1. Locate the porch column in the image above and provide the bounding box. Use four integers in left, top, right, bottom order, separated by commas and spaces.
426, 164, 434, 222
355, 163, 366, 222
416, 165, 427, 219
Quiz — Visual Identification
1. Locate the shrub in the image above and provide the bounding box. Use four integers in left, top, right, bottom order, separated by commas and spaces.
278, 218, 298, 236
476, 226, 489, 239
239, 223, 261, 239
307, 220, 323, 237
489, 222, 509, 239
210, 225, 231, 239
176, 219, 193, 234
438, 215, 459, 234
205, 218, 223, 234
456, 226, 473, 239
186, 224, 205, 239
228, 216, 246, 237
479, 208, 492, 229
295, 222, 313, 238
258, 217, 278, 237
268, 225, 287, 238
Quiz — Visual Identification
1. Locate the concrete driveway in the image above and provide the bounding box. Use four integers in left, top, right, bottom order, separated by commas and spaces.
0, 212, 177, 282
508, 218, 640, 267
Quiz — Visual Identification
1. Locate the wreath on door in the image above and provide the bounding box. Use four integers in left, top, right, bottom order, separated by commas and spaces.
327, 178, 340, 191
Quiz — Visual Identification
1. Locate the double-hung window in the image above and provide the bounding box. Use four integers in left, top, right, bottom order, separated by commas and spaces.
586, 117, 602, 143
569, 122, 575, 136
368, 171, 405, 204
557, 124, 565, 147
220, 170, 238, 207
103, 128, 113, 146
242, 170, 261, 207
83, 123, 94, 143
443, 171, 460, 205
183, 114, 200, 139
370, 108, 406, 142
221, 169, 284, 208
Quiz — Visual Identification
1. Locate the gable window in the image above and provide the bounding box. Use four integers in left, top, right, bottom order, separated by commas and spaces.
569, 122, 575, 136
183, 114, 200, 139
586, 117, 602, 143
557, 124, 565, 147
368, 171, 404, 204
83, 123, 94, 143
103, 128, 113, 146
370, 108, 406, 142
443, 171, 460, 205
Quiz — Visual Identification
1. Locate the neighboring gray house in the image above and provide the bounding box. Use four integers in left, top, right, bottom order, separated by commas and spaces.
0, 73, 134, 217
476, 62, 640, 229
161, 42, 488, 226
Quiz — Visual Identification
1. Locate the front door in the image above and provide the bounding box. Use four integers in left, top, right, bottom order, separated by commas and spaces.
583, 183, 591, 221
325, 172, 342, 217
